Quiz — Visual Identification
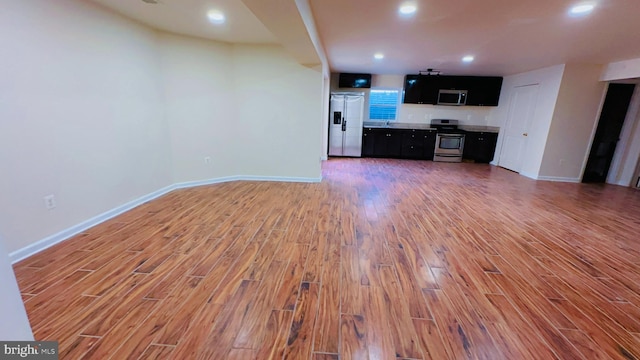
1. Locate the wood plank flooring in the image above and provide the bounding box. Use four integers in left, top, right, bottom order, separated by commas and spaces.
13, 158, 640, 359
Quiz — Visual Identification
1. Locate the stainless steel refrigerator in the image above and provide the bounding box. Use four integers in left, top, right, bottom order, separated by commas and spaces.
328, 92, 365, 157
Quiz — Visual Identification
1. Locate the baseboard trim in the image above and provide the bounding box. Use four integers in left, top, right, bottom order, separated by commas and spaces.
520, 171, 538, 180
173, 175, 321, 190
173, 176, 243, 189
238, 175, 322, 183
536, 176, 581, 183
9, 175, 322, 263
9, 184, 176, 264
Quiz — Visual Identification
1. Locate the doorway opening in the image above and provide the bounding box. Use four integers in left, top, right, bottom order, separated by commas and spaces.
583, 83, 636, 183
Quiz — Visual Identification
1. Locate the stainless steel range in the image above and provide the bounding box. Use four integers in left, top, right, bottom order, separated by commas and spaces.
431, 119, 465, 162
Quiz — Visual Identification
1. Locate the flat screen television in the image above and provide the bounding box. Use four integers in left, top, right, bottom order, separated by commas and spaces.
339, 73, 372, 88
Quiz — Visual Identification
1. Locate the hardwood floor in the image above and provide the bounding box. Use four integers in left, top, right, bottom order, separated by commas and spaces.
13, 158, 640, 359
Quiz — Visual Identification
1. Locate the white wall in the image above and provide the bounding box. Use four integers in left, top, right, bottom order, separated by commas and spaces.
601, 57, 640, 81
232, 45, 323, 178
1, 0, 324, 259
159, 34, 238, 182
294, 0, 329, 77
161, 37, 322, 182
489, 65, 565, 179
0, 237, 33, 340
538, 64, 606, 181
321, 73, 331, 160
493, 62, 640, 184
0, 0, 173, 253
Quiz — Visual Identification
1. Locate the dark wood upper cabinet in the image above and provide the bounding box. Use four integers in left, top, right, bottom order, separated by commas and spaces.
403, 75, 423, 104
436, 75, 465, 91
465, 76, 503, 106
403, 75, 440, 104
403, 75, 503, 106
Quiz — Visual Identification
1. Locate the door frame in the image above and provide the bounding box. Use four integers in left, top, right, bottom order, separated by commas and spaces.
581, 83, 637, 183
579, 82, 613, 183
632, 159, 640, 189
595, 80, 640, 185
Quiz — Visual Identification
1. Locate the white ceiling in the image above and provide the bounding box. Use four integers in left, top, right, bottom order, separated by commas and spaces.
90, 0, 277, 44
309, 0, 640, 76
90, 0, 640, 77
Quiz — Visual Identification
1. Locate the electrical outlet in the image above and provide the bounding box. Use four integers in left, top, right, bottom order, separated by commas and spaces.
204, 156, 212, 164
44, 195, 56, 210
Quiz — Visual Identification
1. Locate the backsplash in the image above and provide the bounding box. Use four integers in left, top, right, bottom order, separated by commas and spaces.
397, 103, 494, 126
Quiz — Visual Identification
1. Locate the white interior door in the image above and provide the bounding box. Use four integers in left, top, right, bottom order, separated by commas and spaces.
499, 84, 539, 172
343, 95, 364, 157
328, 95, 345, 156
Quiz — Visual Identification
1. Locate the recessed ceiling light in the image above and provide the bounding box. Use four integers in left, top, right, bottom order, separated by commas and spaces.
207, 10, 226, 24
462, 55, 475, 63
399, 2, 417, 15
374, 53, 385, 60
569, 2, 596, 16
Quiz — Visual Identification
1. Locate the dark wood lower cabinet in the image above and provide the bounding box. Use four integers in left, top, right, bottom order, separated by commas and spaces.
463, 131, 498, 163
371, 129, 402, 157
401, 129, 436, 160
362, 128, 402, 158
423, 131, 436, 160
362, 129, 375, 157
401, 131, 425, 159
363, 127, 498, 162
362, 128, 436, 160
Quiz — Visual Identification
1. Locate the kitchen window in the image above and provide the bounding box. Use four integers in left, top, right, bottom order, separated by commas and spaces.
369, 89, 399, 121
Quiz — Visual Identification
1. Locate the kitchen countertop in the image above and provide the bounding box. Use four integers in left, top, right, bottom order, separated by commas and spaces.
363, 122, 499, 133
363, 122, 435, 130
458, 125, 500, 133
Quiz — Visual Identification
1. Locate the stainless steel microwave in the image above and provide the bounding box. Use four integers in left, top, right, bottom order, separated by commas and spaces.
437, 89, 468, 106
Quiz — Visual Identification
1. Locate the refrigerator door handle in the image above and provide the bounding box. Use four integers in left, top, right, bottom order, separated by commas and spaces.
342, 119, 347, 131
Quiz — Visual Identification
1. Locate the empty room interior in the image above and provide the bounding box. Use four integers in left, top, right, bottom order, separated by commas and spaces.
3, 0, 640, 359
